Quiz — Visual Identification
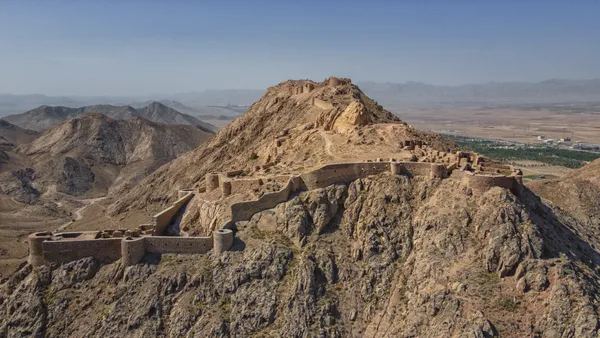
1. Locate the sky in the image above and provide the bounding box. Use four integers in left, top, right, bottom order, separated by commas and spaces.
1, 0, 599, 96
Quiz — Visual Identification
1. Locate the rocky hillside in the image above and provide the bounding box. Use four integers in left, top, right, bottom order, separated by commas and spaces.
2, 78, 600, 337
106, 77, 454, 216
0, 113, 214, 202
0, 120, 39, 150
528, 158, 600, 228
2, 171, 600, 336
3, 102, 217, 132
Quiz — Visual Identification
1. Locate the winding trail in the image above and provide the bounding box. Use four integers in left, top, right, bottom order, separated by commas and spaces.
57, 197, 107, 231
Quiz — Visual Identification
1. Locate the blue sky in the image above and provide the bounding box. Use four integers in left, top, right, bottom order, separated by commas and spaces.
1, 0, 599, 95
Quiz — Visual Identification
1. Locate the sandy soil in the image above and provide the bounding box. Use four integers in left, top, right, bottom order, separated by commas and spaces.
399, 107, 600, 144
0, 197, 67, 280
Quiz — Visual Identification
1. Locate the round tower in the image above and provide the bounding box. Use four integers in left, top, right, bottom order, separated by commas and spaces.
213, 229, 234, 254
28, 232, 52, 266
328, 76, 340, 87
121, 237, 146, 266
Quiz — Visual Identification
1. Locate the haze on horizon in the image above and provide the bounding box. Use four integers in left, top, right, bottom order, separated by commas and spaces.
1, 0, 599, 96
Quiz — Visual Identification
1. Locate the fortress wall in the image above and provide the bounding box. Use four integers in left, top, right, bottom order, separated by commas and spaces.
43, 238, 122, 264
300, 162, 390, 190
430, 163, 447, 179
152, 191, 194, 235
400, 162, 438, 177
145, 236, 213, 254
178, 189, 194, 199
122, 237, 146, 266
229, 178, 263, 194
230, 179, 293, 222
312, 98, 334, 110
466, 174, 519, 195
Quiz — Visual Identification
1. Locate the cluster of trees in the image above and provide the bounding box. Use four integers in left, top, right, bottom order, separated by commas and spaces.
446, 136, 600, 169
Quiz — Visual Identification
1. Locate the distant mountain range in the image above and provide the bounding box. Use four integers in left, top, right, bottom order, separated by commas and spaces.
2, 102, 217, 132
0, 90, 262, 117
357, 79, 600, 107
2, 79, 600, 118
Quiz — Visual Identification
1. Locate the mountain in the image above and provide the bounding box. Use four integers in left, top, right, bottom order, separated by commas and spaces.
130, 99, 201, 114
0, 90, 263, 117
131, 100, 247, 122
358, 78, 600, 106
0, 119, 39, 149
3, 102, 217, 132
528, 158, 600, 227
3, 78, 600, 337
1, 113, 214, 202
106, 77, 453, 217
0, 120, 38, 173
0, 113, 214, 279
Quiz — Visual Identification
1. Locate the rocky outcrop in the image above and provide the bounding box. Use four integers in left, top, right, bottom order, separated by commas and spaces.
3, 173, 599, 337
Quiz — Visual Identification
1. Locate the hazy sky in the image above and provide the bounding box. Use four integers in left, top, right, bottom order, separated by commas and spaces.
1, 0, 599, 96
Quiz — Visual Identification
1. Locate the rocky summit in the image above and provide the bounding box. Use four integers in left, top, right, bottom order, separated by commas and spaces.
1, 78, 600, 337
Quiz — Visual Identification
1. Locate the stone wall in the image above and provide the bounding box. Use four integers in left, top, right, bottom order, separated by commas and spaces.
300, 162, 390, 190
145, 236, 212, 254
43, 238, 122, 264
230, 179, 294, 222
152, 191, 194, 235
121, 237, 145, 266
463, 171, 520, 195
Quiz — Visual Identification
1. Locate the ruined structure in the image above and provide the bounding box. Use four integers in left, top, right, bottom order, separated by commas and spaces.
28, 143, 522, 269
193, 156, 522, 232
28, 190, 234, 267
25, 75, 523, 271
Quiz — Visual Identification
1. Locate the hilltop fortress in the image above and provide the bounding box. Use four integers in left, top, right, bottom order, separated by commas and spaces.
27, 77, 524, 268
28, 150, 522, 267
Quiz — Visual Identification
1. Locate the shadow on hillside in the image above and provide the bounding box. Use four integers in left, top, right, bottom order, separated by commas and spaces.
229, 237, 246, 252
521, 186, 600, 271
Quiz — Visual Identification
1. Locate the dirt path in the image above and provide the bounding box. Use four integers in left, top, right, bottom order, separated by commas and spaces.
57, 197, 107, 231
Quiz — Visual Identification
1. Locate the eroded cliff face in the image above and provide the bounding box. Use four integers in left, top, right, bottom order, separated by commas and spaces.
2, 173, 599, 337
